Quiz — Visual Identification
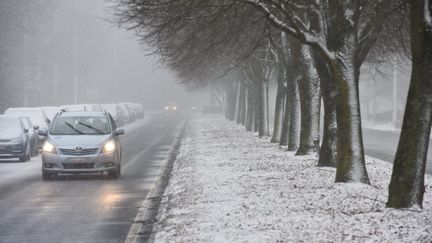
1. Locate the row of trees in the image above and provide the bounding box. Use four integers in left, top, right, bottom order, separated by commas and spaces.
116, 0, 432, 208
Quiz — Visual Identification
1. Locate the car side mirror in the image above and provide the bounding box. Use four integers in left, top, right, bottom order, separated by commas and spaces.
33, 125, 39, 130
115, 128, 125, 136
24, 128, 29, 133
38, 129, 47, 136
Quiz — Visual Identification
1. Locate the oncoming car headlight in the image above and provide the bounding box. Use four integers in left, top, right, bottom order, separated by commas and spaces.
43, 142, 56, 154
103, 140, 115, 153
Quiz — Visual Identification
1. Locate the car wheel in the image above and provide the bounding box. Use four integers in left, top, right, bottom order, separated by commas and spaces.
42, 170, 52, 180
108, 166, 120, 179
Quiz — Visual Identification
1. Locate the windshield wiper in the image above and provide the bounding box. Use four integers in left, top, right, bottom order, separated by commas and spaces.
77, 122, 104, 134
64, 121, 84, 134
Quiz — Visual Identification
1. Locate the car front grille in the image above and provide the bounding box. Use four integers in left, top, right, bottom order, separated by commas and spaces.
63, 163, 95, 169
59, 148, 99, 156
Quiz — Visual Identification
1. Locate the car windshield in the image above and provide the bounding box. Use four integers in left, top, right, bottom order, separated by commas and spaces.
50, 116, 111, 135
0, 117, 21, 132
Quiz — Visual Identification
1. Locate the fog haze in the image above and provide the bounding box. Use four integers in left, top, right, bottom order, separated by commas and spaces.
0, 0, 208, 112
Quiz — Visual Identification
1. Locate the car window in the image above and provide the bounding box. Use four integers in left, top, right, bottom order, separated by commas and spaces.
20, 118, 31, 130
0, 117, 21, 131
50, 116, 111, 135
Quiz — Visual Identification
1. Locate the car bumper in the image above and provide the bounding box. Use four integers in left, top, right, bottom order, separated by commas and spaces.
0, 144, 25, 158
42, 152, 118, 174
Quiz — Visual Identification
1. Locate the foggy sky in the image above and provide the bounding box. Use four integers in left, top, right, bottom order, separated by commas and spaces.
0, 0, 209, 112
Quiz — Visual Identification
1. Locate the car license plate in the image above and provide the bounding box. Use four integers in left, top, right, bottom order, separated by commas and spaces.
68, 157, 90, 163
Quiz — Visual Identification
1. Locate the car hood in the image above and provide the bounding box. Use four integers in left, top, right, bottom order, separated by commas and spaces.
0, 129, 22, 140
49, 134, 111, 146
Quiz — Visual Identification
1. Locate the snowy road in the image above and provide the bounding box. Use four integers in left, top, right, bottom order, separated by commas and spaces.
0, 112, 186, 243
363, 128, 432, 175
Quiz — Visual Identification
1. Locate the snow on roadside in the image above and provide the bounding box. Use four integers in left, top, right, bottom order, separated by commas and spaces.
152, 115, 432, 242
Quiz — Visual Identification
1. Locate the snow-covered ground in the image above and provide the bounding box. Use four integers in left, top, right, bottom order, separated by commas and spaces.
152, 115, 432, 242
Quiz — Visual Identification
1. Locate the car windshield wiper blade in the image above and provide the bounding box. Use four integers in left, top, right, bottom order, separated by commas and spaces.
64, 121, 84, 134
77, 122, 104, 134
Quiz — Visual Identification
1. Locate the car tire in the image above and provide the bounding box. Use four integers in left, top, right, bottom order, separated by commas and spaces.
108, 165, 120, 179
42, 170, 53, 180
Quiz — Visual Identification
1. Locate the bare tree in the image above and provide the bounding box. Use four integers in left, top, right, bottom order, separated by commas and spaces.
387, 0, 432, 209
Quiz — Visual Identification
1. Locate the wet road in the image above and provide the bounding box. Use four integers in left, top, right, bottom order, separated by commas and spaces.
0, 112, 186, 243
363, 128, 432, 175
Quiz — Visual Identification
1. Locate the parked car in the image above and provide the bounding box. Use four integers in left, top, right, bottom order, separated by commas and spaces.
60, 104, 102, 112
117, 103, 132, 124
19, 116, 39, 156
39, 111, 125, 180
39, 106, 60, 122
121, 103, 137, 122
0, 115, 31, 162
100, 104, 125, 127
125, 103, 144, 119
4, 107, 50, 147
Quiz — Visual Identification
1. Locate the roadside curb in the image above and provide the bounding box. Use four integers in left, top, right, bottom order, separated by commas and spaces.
124, 120, 188, 243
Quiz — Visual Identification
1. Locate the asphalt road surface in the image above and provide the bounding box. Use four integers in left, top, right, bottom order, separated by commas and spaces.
0, 112, 186, 243
363, 128, 432, 175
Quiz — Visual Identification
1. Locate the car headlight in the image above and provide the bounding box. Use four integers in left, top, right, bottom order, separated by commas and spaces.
103, 140, 115, 153
173, 106, 177, 110
43, 141, 56, 154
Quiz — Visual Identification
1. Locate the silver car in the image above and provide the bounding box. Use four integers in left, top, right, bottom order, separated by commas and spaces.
39, 111, 125, 180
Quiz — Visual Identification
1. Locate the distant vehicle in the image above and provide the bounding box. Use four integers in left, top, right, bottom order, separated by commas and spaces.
0, 115, 31, 162
4, 107, 50, 146
117, 103, 132, 124
128, 103, 145, 119
39, 106, 60, 122
164, 103, 178, 112
100, 104, 125, 127
19, 116, 39, 156
60, 104, 103, 112
39, 111, 125, 180
4, 107, 49, 129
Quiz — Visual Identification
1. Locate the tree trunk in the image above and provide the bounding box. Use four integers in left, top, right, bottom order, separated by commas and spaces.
387, 0, 432, 209
225, 82, 237, 121
292, 43, 321, 155
325, 2, 370, 184
258, 81, 270, 137
279, 84, 290, 146
246, 85, 255, 131
254, 82, 260, 132
240, 87, 248, 126
234, 81, 241, 123
311, 49, 337, 167
237, 82, 246, 124
271, 66, 286, 143
288, 78, 300, 151
329, 53, 370, 184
